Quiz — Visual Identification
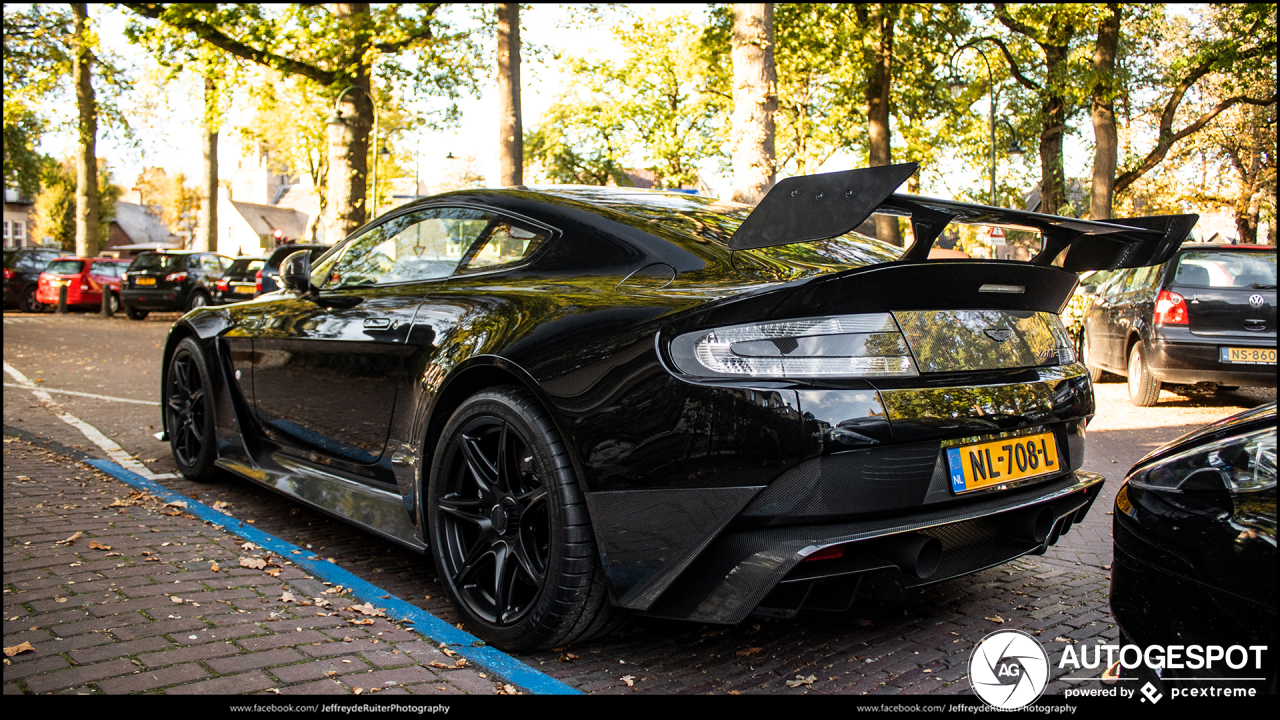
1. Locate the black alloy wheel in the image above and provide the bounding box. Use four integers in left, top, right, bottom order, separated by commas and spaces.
429, 387, 619, 651
166, 337, 217, 480
187, 290, 209, 311
20, 287, 45, 313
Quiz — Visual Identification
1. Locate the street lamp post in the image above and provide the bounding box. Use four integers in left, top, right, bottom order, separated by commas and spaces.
949, 42, 1001, 207
326, 85, 383, 219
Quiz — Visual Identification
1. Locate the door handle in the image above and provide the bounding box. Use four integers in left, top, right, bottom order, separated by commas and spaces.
363, 318, 392, 329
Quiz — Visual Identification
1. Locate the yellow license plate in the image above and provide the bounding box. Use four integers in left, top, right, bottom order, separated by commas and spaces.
233, 283, 255, 293
946, 432, 1059, 493
136, 277, 156, 286
1221, 346, 1276, 365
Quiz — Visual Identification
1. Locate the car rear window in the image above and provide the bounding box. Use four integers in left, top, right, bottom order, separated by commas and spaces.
44, 260, 86, 275
5, 251, 58, 271
1171, 251, 1276, 288
228, 259, 266, 273
129, 253, 182, 272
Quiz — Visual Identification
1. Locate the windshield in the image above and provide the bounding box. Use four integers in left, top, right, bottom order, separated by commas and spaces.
1172, 251, 1276, 288
129, 253, 181, 272
228, 259, 265, 273
43, 260, 86, 275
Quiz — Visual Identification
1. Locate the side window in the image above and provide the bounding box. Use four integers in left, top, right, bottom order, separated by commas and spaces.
1125, 265, 1156, 292
312, 208, 493, 289
1101, 270, 1131, 298
91, 261, 113, 276
460, 222, 548, 273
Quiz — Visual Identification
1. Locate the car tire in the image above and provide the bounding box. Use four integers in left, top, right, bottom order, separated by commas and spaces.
20, 287, 45, 313
1127, 344, 1161, 407
125, 306, 149, 321
187, 290, 209, 312
107, 292, 121, 315
165, 337, 218, 481
1082, 331, 1103, 383
428, 386, 621, 651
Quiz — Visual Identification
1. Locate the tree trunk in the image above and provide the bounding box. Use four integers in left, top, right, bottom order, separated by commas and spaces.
71, 3, 100, 257
865, 4, 900, 245
1039, 45, 1069, 217
324, 3, 372, 243
497, 3, 523, 187
197, 75, 218, 252
1088, 4, 1121, 220
730, 3, 776, 205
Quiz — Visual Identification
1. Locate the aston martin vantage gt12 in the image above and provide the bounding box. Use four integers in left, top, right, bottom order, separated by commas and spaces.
158, 163, 1196, 650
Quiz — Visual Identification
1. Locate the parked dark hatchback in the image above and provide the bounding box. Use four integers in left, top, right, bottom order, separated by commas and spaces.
1111, 401, 1276, 692
256, 244, 331, 296
3, 247, 61, 312
213, 256, 267, 305
1082, 244, 1277, 406
121, 250, 233, 319
157, 163, 1198, 650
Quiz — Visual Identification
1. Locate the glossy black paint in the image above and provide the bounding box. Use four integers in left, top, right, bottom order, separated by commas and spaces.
1110, 403, 1276, 691
161, 185, 1108, 624
258, 244, 332, 295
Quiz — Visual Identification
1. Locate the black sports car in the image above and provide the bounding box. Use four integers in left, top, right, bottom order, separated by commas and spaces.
1111, 401, 1276, 692
158, 163, 1197, 650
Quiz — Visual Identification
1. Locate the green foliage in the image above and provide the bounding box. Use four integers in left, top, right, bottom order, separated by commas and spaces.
32, 158, 121, 252
526, 12, 723, 188
133, 166, 198, 236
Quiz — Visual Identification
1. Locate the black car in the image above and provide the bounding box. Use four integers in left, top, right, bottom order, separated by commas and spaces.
256, 243, 331, 296
213, 256, 267, 305
3, 247, 61, 312
157, 163, 1197, 650
1082, 244, 1276, 406
121, 250, 233, 319
1110, 401, 1276, 693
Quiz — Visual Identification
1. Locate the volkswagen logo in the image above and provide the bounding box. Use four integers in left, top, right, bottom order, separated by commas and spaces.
1250, 294, 1266, 308
985, 328, 1014, 343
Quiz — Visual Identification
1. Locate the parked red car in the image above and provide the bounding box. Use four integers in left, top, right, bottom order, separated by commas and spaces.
35, 257, 132, 313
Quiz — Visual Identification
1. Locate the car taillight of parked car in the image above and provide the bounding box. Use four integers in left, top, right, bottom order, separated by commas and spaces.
166, 271, 188, 283
3, 268, 13, 280
1153, 290, 1189, 325
255, 269, 262, 294
216, 278, 229, 292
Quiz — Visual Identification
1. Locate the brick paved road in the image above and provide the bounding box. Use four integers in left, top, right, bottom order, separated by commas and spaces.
3, 438, 517, 696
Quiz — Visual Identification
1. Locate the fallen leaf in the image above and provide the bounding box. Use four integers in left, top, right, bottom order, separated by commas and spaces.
55, 597, 67, 603
3, 642, 36, 657
87, 540, 112, 551
212, 501, 230, 510
280, 591, 295, 603
265, 568, 282, 577
440, 647, 458, 658
165, 500, 188, 508
104, 552, 121, 557
736, 647, 762, 657
454, 659, 468, 668
210, 561, 220, 572
58, 532, 83, 545
348, 618, 375, 626
786, 674, 817, 688
1053, 637, 1071, 643
621, 675, 635, 687
240, 542, 256, 551
352, 687, 363, 695
428, 661, 449, 669
350, 602, 386, 617
171, 597, 183, 604
239, 557, 267, 570
985, 616, 1005, 624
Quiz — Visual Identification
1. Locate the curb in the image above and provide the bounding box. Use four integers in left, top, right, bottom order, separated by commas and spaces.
83, 458, 582, 696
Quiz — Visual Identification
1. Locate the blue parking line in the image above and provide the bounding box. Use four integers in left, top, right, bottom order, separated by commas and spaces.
84, 458, 582, 696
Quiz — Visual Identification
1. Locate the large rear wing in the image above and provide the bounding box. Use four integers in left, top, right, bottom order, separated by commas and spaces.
728, 163, 1198, 272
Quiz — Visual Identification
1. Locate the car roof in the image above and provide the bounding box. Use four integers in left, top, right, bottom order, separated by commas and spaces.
1178, 243, 1274, 251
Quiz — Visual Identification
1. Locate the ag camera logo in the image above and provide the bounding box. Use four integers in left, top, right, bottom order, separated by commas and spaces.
970, 630, 1050, 709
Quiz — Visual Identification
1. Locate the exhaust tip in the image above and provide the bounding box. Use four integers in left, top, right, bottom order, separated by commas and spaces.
876, 533, 942, 580
1003, 506, 1056, 544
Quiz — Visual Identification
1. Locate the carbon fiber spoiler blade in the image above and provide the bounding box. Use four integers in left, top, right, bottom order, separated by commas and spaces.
728, 163, 1198, 271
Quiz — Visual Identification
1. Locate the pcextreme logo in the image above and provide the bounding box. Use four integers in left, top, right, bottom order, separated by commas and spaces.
969, 630, 1050, 709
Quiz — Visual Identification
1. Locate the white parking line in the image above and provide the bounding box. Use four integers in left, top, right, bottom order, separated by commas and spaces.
3, 383, 159, 406
3, 361, 176, 480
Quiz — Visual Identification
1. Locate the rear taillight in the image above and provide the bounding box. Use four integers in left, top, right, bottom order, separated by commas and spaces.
165, 271, 188, 283
3, 268, 12, 280
216, 278, 229, 292
802, 545, 845, 563
1154, 290, 1188, 325
255, 269, 263, 294
670, 313, 919, 379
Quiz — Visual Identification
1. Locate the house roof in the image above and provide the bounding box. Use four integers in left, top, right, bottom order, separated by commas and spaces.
112, 202, 178, 245
228, 199, 309, 239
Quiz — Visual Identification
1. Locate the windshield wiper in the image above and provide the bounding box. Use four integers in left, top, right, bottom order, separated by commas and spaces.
1251, 283, 1277, 289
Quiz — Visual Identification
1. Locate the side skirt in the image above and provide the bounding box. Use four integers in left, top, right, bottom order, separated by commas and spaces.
215, 454, 427, 553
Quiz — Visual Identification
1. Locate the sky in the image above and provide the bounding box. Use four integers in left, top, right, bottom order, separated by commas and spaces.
46, 4, 1102, 207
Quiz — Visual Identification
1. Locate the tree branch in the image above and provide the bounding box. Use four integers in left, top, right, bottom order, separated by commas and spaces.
121, 3, 337, 86
373, 4, 442, 54
972, 35, 1041, 91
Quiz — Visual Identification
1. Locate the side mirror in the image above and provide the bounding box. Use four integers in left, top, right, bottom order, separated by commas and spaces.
279, 250, 313, 292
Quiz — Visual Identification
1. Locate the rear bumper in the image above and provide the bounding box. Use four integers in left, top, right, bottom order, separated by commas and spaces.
123, 287, 189, 310
642, 470, 1103, 624
1148, 332, 1276, 387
